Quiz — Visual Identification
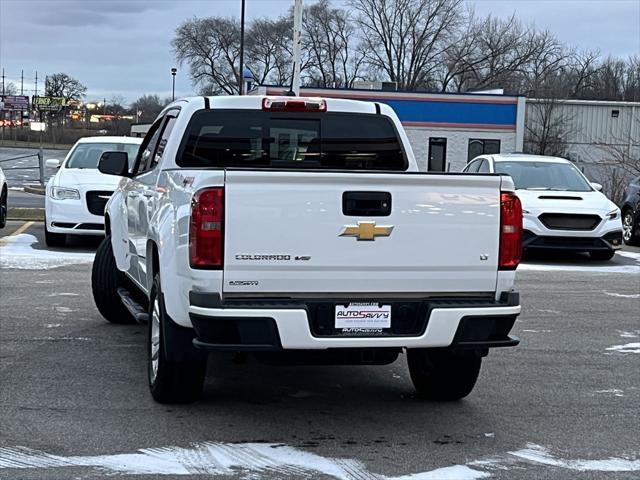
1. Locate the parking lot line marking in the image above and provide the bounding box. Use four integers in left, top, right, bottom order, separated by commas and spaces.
0, 221, 34, 245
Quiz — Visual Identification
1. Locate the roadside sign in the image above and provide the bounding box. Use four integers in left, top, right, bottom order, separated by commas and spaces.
0, 95, 30, 110
30, 121, 46, 132
33, 96, 67, 110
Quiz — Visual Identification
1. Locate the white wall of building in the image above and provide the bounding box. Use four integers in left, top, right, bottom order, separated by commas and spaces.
405, 127, 518, 172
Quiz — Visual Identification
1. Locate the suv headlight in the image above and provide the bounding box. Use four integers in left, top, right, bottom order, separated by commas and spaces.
607, 209, 620, 220
50, 186, 80, 200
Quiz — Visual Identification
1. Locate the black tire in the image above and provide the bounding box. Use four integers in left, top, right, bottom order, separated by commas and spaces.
590, 250, 615, 261
622, 209, 639, 246
148, 274, 207, 404
44, 216, 66, 247
0, 187, 7, 228
407, 349, 482, 401
91, 235, 134, 324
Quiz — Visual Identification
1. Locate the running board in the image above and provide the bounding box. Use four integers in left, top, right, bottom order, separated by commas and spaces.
117, 288, 149, 324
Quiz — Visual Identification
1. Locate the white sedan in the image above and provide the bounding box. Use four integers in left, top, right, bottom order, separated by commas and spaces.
45, 136, 142, 246
464, 153, 623, 261
0, 166, 7, 228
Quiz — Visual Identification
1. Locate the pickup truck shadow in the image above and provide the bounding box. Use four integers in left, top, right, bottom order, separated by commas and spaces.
164, 353, 497, 449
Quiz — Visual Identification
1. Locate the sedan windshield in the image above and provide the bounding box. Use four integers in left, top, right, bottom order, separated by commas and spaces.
66, 143, 140, 169
494, 161, 592, 192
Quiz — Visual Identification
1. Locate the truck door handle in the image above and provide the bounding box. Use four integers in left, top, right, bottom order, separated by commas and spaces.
342, 191, 392, 217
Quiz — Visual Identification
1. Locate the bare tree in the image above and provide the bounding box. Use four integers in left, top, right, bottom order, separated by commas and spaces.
173, 17, 241, 95
246, 16, 293, 86
1, 81, 18, 95
303, 0, 365, 88
133, 94, 169, 123
44, 73, 87, 101
350, 0, 463, 91
524, 99, 574, 157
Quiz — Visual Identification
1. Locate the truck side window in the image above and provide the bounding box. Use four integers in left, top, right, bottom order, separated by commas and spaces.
151, 116, 177, 169
133, 118, 164, 176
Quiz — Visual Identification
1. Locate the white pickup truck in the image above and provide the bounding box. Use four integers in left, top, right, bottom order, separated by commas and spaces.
92, 95, 523, 404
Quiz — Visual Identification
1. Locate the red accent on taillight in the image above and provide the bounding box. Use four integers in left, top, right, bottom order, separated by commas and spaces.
190, 187, 224, 269
499, 192, 522, 270
262, 97, 327, 112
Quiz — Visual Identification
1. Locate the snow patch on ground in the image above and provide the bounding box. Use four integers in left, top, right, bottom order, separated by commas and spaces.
616, 250, 640, 261
2, 442, 640, 477
594, 389, 624, 397
606, 342, 640, 354
0, 443, 488, 479
0, 234, 94, 270
518, 263, 640, 274
603, 291, 640, 299
618, 330, 639, 338
509, 444, 640, 472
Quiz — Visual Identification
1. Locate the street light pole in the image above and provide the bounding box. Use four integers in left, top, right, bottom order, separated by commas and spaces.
171, 67, 177, 101
239, 0, 246, 95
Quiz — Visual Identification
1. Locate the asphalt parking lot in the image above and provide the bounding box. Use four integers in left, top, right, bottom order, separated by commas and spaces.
1, 221, 639, 479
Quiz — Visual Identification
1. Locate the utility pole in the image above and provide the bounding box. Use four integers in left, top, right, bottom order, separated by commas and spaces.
1, 68, 5, 95
103, 98, 106, 115
292, 0, 303, 96
34, 71, 38, 97
238, 0, 246, 95
21, 70, 24, 95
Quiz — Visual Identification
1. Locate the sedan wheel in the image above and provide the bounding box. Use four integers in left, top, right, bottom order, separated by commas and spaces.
622, 211, 634, 244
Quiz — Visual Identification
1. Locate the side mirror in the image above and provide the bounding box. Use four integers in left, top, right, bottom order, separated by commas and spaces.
98, 151, 130, 177
591, 182, 603, 191
46, 159, 61, 168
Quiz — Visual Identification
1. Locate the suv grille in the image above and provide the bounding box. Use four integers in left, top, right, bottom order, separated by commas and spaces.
86, 191, 113, 216
538, 213, 601, 231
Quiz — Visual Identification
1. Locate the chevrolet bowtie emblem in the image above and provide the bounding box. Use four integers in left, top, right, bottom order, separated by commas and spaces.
339, 221, 394, 241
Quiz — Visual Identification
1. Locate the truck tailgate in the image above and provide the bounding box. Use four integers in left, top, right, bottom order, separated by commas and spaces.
223, 170, 501, 295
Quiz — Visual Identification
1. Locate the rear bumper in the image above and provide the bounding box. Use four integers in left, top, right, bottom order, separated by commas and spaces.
522, 229, 623, 252
188, 293, 521, 351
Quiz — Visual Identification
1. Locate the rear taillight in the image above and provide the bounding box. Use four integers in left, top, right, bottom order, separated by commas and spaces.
499, 192, 522, 270
190, 187, 224, 269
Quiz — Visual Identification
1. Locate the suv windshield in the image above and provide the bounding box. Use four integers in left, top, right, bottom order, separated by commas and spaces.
177, 110, 407, 170
494, 161, 592, 192
66, 142, 140, 169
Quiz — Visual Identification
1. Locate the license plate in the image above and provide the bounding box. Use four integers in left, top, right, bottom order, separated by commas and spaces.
335, 303, 391, 329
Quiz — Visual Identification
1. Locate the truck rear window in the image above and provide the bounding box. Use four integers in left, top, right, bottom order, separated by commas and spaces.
177, 110, 407, 171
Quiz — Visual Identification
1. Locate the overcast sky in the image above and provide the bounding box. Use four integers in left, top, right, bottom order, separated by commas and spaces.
1, 0, 639, 104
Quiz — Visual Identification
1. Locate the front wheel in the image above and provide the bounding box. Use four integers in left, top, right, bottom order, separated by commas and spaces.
622, 209, 639, 246
590, 250, 615, 261
407, 349, 482, 401
148, 274, 207, 404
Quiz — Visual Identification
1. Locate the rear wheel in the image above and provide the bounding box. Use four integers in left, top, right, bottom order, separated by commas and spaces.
407, 349, 482, 401
590, 250, 615, 261
0, 187, 7, 228
44, 216, 66, 247
148, 274, 207, 404
91, 235, 134, 323
622, 209, 639, 246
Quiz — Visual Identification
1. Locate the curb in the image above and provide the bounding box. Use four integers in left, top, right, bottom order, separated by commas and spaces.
7, 207, 45, 221
23, 185, 46, 195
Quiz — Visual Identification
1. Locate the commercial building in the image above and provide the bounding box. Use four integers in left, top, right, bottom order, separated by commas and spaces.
524, 98, 639, 183
256, 85, 526, 172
